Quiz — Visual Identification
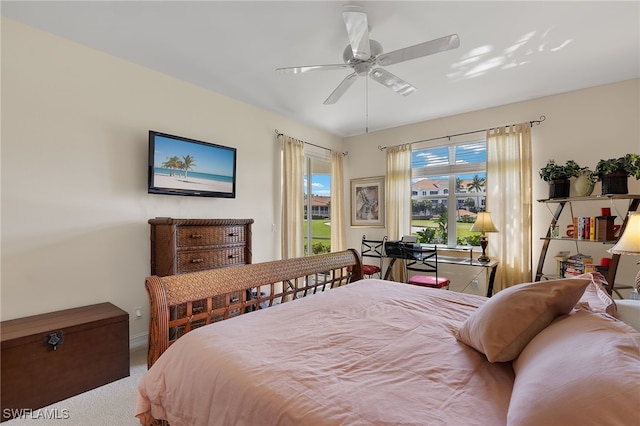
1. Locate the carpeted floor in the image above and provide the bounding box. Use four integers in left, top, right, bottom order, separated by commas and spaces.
5, 348, 147, 425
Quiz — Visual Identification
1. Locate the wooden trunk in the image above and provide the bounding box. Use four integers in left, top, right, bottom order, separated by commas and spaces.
1, 303, 129, 422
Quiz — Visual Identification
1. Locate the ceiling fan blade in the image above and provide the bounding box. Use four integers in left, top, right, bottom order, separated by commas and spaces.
369, 68, 417, 96
376, 34, 460, 66
276, 64, 351, 74
323, 73, 358, 104
343, 10, 371, 60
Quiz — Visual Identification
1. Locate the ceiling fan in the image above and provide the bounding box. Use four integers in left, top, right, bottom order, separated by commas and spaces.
276, 7, 460, 105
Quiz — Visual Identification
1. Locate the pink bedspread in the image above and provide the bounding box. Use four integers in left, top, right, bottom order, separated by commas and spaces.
136, 279, 514, 425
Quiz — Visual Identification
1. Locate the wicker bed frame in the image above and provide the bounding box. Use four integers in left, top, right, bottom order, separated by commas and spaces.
145, 249, 363, 367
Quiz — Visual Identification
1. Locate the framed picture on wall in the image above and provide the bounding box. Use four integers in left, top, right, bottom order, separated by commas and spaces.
351, 176, 385, 227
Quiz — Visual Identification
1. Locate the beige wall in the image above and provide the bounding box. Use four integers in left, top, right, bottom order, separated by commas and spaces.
0, 18, 342, 342
343, 79, 640, 295
2, 17, 639, 345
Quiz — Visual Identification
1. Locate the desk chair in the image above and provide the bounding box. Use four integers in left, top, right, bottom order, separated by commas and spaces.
361, 235, 387, 278
402, 245, 450, 289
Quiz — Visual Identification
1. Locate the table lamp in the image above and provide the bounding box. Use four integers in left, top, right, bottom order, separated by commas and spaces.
470, 211, 499, 263
608, 211, 640, 293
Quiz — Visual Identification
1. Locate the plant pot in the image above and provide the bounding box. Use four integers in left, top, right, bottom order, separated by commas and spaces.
601, 171, 628, 195
549, 179, 570, 199
573, 171, 594, 196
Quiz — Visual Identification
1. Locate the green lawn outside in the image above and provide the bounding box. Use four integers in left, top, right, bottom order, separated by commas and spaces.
412, 219, 477, 241
304, 219, 332, 251
304, 219, 479, 250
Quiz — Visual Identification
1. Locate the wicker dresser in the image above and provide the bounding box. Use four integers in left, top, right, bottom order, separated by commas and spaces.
149, 218, 254, 276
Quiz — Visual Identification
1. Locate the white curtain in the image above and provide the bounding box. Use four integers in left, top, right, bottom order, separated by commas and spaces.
386, 143, 413, 281
330, 151, 346, 252
486, 123, 533, 292
281, 135, 305, 259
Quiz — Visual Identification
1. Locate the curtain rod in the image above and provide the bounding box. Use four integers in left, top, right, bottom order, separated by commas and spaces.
274, 129, 347, 156
377, 115, 546, 151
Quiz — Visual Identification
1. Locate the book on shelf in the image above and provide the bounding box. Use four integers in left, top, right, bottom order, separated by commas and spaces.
596, 215, 617, 241
553, 252, 569, 277
572, 216, 612, 241
557, 253, 594, 278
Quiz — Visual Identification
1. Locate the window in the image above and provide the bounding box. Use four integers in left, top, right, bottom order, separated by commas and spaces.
411, 140, 487, 247
303, 155, 331, 255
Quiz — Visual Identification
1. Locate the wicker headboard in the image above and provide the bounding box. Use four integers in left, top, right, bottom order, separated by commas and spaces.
145, 249, 363, 367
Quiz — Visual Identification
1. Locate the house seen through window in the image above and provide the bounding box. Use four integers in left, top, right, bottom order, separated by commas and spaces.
411, 139, 487, 247
303, 155, 331, 256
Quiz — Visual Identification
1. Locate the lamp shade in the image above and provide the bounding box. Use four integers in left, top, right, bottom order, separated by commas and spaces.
470, 212, 499, 233
608, 212, 640, 255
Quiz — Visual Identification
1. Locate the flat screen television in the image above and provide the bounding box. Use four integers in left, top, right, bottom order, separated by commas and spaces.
148, 131, 236, 198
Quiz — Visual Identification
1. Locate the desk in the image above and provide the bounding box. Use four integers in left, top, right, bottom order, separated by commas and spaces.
383, 245, 499, 297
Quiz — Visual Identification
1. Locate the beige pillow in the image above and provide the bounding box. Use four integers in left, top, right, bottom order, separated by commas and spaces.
455, 277, 590, 362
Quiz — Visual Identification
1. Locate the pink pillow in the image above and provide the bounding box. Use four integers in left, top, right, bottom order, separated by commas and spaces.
573, 272, 617, 316
455, 277, 590, 362
509, 310, 640, 425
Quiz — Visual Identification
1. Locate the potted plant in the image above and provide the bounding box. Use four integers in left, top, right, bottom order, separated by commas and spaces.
594, 154, 640, 194
539, 160, 581, 198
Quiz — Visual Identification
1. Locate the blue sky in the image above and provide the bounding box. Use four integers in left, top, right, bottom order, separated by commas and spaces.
304, 142, 486, 196
412, 141, 486, 168
305, 174, 331, 196
153, 134, 235, 177
412, 141, 487, 180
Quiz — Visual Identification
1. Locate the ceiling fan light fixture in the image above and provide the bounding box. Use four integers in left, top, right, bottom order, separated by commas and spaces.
354, 62, 372, 76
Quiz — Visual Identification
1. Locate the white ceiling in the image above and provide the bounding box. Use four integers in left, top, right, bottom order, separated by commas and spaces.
2, 1, 639, 137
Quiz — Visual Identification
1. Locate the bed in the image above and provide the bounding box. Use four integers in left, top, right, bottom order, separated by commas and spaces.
136, 250, 639, 426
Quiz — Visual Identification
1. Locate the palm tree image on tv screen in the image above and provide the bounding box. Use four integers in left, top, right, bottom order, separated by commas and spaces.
150, 132, 236, 197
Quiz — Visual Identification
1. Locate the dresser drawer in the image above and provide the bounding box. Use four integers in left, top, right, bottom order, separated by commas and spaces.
177, 247, 246, 272
177, 225, 246, 248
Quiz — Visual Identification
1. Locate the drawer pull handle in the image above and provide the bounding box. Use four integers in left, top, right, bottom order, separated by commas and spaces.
191, 258, 204, 263
229, 254, 239, 258
45, 330, 64, 351
190, 234, 204, 239
228, 233, 239, 237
